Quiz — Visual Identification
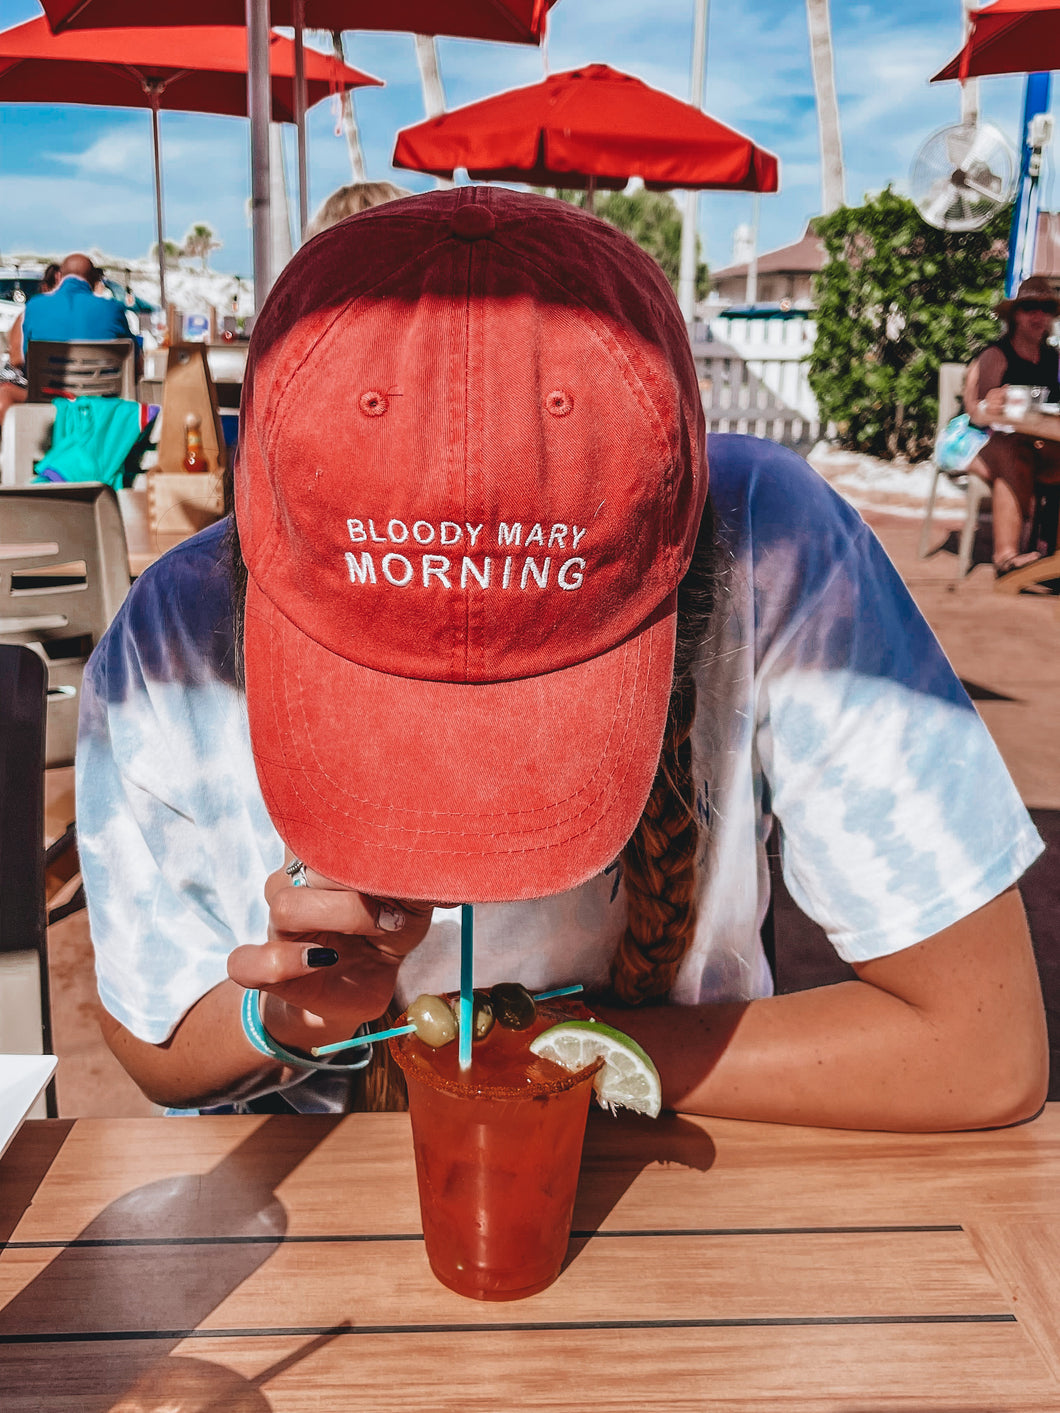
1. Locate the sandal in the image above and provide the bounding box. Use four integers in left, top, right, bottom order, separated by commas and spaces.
994, 551, 1043, 579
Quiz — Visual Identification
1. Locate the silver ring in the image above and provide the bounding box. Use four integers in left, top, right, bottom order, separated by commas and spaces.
285, 858, 309, 888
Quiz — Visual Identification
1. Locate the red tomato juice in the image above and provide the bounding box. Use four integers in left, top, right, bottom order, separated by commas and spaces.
390, 1000, 600, 1301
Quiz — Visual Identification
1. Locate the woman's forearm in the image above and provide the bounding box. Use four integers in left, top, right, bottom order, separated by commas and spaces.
98, 980, 303, 1110
596, 888, 1048, 1132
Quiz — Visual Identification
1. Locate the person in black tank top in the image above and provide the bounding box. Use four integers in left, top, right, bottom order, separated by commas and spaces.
964, 276, 1060, 576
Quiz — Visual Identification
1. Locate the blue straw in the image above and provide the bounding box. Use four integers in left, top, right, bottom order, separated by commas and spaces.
311, 1022, 415, 1057
532, 984, 584, 1001
459, 903, 474, 1071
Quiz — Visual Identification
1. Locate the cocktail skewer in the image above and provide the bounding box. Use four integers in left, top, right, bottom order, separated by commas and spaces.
310, 983, 585, 1057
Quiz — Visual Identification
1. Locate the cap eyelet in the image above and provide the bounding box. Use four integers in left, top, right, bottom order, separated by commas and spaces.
359, 391, 388, 417
545, 390, 574, 417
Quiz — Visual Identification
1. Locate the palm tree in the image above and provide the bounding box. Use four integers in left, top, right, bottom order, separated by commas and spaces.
806, 0, 845, 213
182, 223, 222, 271
149, 239, 182, 267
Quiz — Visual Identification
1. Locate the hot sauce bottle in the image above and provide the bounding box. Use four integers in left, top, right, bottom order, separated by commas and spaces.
182, 412, 208, 473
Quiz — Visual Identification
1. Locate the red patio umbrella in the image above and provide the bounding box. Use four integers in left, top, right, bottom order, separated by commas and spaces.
932, 0, 1060, 81
0, 15, 380, 309
40, 0, 556, 43
38, 0, 559, 306
392, 64, 780, 202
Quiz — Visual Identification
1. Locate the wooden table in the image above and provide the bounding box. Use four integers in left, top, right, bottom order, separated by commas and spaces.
3, 1108, 1060, 1410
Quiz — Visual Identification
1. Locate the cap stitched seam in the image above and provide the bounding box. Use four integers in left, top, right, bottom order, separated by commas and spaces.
283, 620, 645, 832
251, 587, 661, 841
461, 236, 474, 682
246, 228, 480, 586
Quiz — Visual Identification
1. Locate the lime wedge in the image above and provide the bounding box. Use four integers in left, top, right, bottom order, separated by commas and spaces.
529, 1020, 662, 1118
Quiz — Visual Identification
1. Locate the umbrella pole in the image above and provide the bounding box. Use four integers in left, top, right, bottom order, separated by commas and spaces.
679, 0, 710, 327
585, 176, 595, 214
294, 0, 309, 242
150, 95, 168, 317
247, 0, 273, 311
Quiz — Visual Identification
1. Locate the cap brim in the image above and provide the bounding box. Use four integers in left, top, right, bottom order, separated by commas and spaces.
244, 579, 677, 903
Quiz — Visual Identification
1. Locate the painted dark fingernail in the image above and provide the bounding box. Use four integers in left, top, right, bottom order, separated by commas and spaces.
378, 904, 405, 933
306, 946, 339, 968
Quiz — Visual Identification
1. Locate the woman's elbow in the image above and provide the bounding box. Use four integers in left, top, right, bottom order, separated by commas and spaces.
944, 1018, 1050, 1131
977, 1032, 1049, 1129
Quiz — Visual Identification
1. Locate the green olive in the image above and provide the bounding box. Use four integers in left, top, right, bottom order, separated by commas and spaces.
407, 993, 458, 1048
489, 981, 537, 1030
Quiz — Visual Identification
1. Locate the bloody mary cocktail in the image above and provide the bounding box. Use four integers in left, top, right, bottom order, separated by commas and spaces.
390, 998, 600, 1301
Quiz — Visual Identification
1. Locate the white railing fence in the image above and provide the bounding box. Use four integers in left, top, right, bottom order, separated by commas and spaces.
692, 315, 821, 453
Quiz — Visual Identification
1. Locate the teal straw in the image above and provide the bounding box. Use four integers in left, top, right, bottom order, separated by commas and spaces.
459, 903, 474, 1071
310, 1022, 415, 1057
310, 980, 584, 1058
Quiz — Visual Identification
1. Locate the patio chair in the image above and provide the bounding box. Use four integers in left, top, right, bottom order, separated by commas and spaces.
0, 485, 131, 942
26, 338, 137, 403
0, 484, 130, 766
917, 361, 991, 578
0, 644, 56, 1113
0, 401, 57, 487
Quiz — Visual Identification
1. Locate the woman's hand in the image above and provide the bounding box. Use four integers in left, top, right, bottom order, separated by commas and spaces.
226, 855, 437, 1052
976, 385, 1009, 425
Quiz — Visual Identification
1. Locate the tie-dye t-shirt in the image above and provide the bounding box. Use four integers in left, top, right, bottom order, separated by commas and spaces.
76, 435, 1043, 1108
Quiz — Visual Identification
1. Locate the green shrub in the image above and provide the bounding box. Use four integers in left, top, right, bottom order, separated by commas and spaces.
809, 187, 1011, 460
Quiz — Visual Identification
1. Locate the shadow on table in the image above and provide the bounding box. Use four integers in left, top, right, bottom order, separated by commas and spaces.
0, 1120, 74, 1247
0, 1116, 343, 1413
564, 1111, 716, 1273
770, 809, 1060, 1102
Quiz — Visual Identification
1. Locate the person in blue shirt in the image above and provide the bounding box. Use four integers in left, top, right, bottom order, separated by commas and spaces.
0, 253, 142, 432
20, 251, 141, 374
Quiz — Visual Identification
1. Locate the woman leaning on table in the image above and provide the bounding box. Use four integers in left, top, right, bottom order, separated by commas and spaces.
963, 275, 1060, 579
74, 190, 1049, 1131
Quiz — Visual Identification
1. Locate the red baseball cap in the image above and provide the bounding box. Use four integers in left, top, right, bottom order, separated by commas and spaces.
237, 187, 708, 902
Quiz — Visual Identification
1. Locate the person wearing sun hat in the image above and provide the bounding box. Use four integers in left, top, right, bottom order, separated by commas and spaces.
964, 274, 1060, 577
75, 188, 1047, 1129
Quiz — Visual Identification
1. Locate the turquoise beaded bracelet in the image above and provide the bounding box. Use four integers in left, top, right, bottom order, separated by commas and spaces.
240, 987, 372, 1073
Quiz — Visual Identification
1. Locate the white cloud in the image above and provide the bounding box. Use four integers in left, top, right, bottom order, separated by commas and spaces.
49, 126, 154, 180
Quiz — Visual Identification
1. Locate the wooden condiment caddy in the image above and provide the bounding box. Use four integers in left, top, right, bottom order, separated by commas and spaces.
145, 344, 226, 552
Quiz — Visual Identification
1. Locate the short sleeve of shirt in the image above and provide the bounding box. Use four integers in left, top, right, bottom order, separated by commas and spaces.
730, 440, 1043, 961
106, 301, 134, 342
76, 522, 285, 1042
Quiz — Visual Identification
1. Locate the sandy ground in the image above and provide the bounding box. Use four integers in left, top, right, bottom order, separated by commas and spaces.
807, 442, 967, 520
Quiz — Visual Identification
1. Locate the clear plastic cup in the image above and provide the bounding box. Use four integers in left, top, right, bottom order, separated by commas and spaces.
391, 999, 600, 1301
1004, 385, 1033, 420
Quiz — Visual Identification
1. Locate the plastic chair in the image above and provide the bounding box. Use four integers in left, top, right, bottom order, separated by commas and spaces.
917, 362, 991, 578
26, 339, 136, 403
0, 402, 57, 487
0, 644, 56, 1113
0, 483, 130, 767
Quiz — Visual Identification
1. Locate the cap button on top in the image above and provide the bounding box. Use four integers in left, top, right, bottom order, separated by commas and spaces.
450, 205, 496, 240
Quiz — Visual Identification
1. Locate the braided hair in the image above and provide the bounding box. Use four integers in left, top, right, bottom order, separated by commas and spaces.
608, 502, 717, 1005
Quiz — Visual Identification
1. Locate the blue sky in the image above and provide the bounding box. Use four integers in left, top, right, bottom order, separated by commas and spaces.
0, 0, 1038, 278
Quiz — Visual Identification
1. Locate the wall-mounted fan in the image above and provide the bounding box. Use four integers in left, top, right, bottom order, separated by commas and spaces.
910, 121, 1018, 231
